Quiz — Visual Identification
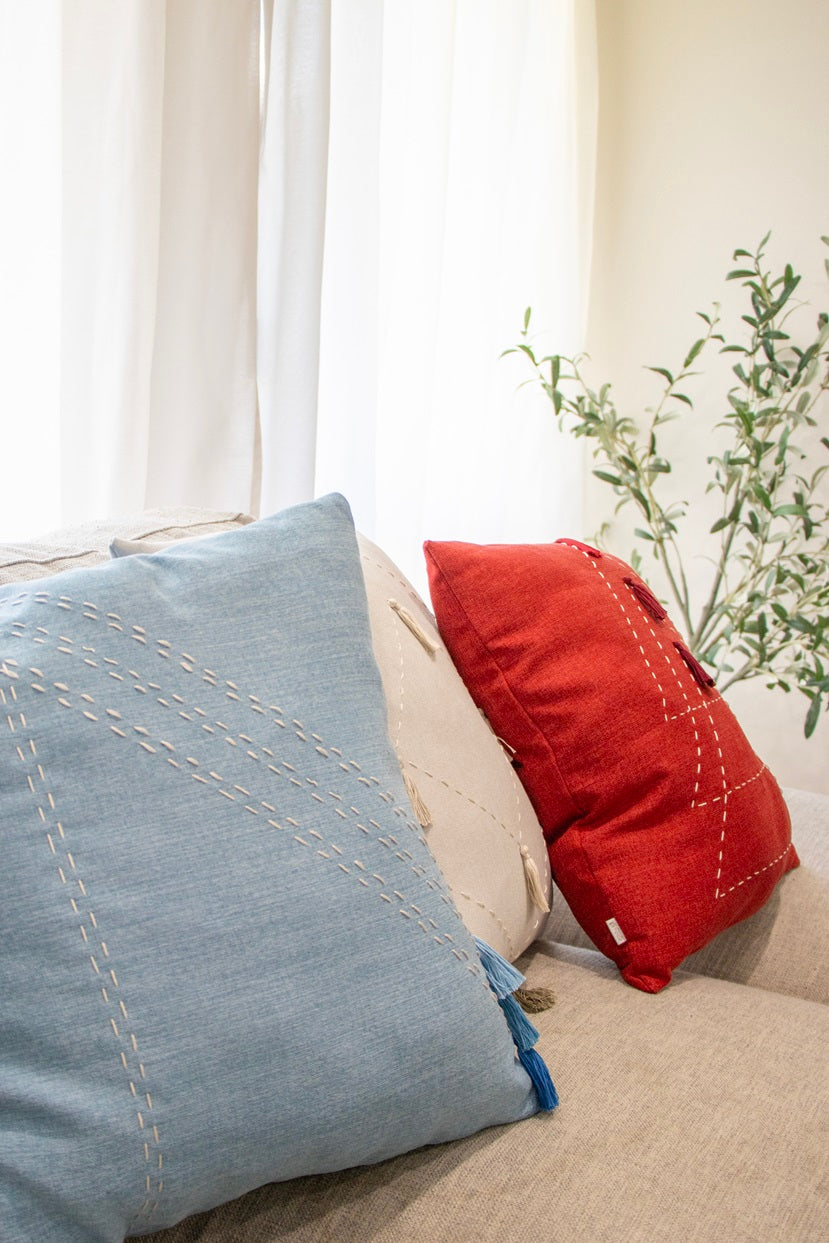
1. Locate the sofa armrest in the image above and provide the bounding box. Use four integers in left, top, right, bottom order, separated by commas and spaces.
542, 787, 829, 1003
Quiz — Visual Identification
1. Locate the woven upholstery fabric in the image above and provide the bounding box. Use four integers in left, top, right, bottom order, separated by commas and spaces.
142, 942, 829, 1243
0, 495, 542, 1243
112, 532, 552, 961
424, 538, 796, 992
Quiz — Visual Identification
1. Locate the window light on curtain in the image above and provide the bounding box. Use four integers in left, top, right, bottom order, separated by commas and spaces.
311, 0, 598, 586
0, 0, 597, 587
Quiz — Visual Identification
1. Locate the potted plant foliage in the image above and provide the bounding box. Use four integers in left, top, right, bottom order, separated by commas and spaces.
506, 236, 829, 736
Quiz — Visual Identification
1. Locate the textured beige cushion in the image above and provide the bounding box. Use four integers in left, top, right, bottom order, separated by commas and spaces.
0, 508, 253, 584
357, 535, 550, 958
108, 526, 552, 959
544, 786, 829, 1004
142, 941, 829, 1243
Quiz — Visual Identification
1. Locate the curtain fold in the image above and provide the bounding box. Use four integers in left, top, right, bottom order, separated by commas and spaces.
256, 0, 332, 515
0, 0, 596, 560
0, 1, 61, 539
60, 0, 260, 524
314, 0, 598, 587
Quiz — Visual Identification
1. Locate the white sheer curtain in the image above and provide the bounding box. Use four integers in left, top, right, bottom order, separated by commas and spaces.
1, 0, 260, 538
0, 2, 61, 538
0, 1, 596, 575
311, 0, 598, 585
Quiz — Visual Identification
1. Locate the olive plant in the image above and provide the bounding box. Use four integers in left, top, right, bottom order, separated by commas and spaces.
506, 235, 829, 736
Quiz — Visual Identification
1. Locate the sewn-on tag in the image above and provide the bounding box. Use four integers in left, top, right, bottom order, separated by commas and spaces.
606, 917, 627, 946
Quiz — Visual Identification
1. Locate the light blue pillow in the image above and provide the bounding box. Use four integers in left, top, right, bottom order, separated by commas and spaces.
0, 494, 554, 1242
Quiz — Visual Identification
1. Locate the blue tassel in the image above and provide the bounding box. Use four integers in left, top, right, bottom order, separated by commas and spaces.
498, 994, 540, 1053
474, 937, 558, 1112
518, 1048, 559, 1111
473, 936, 525, 1000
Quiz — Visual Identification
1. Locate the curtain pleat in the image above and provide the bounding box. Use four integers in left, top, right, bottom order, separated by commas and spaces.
0, 0, 596, 557
315, 0, 597, 588
256, 0, 332, 516
61, 0, 260, 523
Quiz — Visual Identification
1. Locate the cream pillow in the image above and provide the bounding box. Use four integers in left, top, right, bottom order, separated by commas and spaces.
357, 535, 551, 959
109, 529, 552, 959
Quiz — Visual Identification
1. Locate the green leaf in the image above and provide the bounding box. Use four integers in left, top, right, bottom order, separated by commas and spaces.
633, 527, 655, 541
631, 488, 652, 519
645, 366, 674, 384
523, 307, 532, 332
593, 469, 623, 486
805, 693, 823, 739
773, 504, 805, 518
683, 338, 706, 368
710, 516, 730, 533
727, 269, 756, 280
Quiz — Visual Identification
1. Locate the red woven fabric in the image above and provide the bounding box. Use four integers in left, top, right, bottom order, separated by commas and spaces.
424, 537, 797, 992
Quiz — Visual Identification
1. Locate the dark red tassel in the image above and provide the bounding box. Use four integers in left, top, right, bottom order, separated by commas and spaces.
674, 642, 715, 688
624, 576, 668, 621
556, 538, 602, 558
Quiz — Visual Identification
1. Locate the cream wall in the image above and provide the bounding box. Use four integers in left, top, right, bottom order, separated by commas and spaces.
586, 0, 829, 791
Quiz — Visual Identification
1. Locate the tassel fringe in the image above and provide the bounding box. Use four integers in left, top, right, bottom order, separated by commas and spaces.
473, 937, 525, 1000
624, 576, 668, 621
498, 994, 540, 1052
518, 1048, 559, 1110
520, 845, 551, 913
389, 599, 440, 655
474, 937, 558, 1112
556, 538, 603, 559
402, 769, 432, 829
514, 986, 556, 1014
674, 641, 715, 688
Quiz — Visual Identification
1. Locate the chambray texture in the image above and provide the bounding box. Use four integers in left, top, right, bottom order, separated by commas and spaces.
0, 494, 538, 1243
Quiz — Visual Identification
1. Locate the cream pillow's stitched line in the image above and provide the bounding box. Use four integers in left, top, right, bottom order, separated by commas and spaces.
362, 551, 549, 920
382, 595, 518, 958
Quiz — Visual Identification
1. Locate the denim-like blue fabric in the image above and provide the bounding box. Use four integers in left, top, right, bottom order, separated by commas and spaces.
0, 494, 539, 1242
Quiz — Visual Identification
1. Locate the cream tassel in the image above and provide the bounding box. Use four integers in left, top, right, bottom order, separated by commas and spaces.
403, 768, 433, 829
389, 599, 440, 655
520, 845, 550, 913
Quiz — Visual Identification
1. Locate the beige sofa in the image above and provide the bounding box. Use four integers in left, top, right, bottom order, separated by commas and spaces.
2, 509, 827, 1243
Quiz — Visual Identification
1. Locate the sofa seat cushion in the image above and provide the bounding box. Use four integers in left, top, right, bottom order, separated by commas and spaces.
0, 495, 547, 1243
424, 537, 796, 992
141, 940, 829, 1243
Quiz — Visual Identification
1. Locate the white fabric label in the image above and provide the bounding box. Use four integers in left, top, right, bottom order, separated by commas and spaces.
606, 917, 627, 945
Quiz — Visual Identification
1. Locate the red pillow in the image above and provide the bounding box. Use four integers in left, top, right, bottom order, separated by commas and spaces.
424, 537, 797, 992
